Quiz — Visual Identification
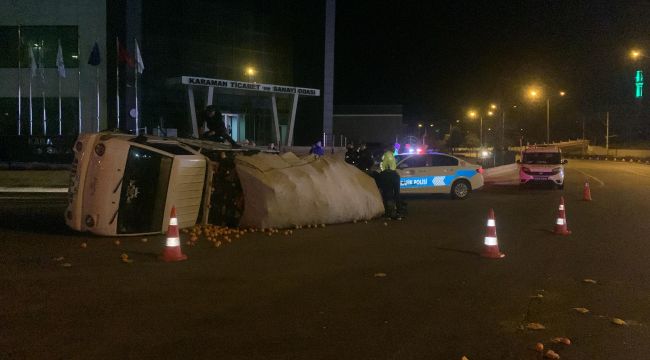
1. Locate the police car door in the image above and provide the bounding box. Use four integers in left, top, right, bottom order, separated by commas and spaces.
397, 154, 440, 194
430, 154, 460, 193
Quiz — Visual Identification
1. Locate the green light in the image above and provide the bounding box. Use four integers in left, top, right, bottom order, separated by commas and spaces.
636, 70, 643, 98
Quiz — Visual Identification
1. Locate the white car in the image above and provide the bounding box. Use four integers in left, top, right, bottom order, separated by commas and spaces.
517, 146, 567, 189
396, 152, 484, 199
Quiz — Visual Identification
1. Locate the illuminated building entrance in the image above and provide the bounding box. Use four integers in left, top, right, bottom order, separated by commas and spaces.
168, 76, 320, 146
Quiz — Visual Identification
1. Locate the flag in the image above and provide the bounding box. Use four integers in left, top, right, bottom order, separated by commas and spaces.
29, 47, 37, 77
117, 38, 135, 67
56, 40, 66, 78
88, 42, 101, 66
135, 40, 144, 74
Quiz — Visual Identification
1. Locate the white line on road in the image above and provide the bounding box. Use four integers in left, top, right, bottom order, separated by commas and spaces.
571, 169, 605, 187
622, 168, 650, 178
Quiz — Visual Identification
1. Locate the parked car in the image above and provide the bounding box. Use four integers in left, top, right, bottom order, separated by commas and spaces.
396, 152, 484, 199
517, 146, 567, 189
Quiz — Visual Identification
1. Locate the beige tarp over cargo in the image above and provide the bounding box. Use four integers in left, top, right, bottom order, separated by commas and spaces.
236, 153, 384, 229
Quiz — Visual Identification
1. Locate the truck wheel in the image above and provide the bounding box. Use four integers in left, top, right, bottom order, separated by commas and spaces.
451, 180, 471, 200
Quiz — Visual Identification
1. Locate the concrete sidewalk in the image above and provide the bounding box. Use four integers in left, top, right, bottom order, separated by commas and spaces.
0, 170, 69, 191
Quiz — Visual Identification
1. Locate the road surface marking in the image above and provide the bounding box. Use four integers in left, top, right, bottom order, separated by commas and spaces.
572, 169, 605, 187
622, 168, 650, 178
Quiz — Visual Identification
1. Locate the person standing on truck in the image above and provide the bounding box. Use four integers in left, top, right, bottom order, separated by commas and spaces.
201, 105, 240, 148
379, 144, 402, 219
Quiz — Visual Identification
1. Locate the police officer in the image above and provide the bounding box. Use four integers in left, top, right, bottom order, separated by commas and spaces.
379, 143, 402, 219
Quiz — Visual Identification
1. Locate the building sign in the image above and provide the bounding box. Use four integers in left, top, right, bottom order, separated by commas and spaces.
636, 70, 643, 98
181, 76, 320, 96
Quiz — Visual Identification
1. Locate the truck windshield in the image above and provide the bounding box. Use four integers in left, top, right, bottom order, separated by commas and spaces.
522, 152, 562, 164
117, 145, 173, 234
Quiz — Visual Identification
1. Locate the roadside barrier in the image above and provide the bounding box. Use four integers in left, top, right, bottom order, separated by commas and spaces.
565, 154, 650, 164
481, 208, 505, 259
554, 197, 572, 236
583, 181, 592, 201
160, 206, 188, 262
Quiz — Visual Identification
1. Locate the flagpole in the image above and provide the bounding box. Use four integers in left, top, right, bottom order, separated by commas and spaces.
116, 37, 120, 130
39, 41, 46, 135
17, 26, 22, 135
96, 65, 100, 131
77, 36, 82, 134
57, 40, 62, 135
58, 70, 62, 136
134, 39, 139, 136
29, 47, 33, 136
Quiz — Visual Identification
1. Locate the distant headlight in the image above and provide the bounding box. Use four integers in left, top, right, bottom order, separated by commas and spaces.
481, 150, 489, 158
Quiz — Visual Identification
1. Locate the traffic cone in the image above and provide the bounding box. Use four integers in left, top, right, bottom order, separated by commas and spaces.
554, 197, 572, 235
481, 208, 505, 259
582, 180, 592, 201
160, 206, 187, 262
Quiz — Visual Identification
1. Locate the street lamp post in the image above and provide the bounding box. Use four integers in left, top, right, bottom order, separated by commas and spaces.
468, 108, 495, 147
546, 98, 550, 143
479, 115, 483, 147
528, 88, 565, 143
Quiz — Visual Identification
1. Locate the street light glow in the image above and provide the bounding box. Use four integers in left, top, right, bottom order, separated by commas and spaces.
528, 88, 541, 99
490, 104, 497, 109
467, 110, 477, 118
418, 123, 423, 128
631, 49, 643, 60
245, 66, 256, 76
559, 90, 566, 96
487, 111, 494, 116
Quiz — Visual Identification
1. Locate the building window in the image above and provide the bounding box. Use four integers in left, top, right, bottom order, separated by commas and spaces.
0, 26, 79, 68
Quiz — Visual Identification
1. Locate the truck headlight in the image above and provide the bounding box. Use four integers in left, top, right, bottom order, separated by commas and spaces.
94, 143, 106, 156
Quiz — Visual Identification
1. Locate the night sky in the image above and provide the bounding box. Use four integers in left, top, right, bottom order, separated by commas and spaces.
334, 1, 650, 128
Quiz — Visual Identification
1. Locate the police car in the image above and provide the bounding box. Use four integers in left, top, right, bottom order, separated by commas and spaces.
396, 152, 484, 199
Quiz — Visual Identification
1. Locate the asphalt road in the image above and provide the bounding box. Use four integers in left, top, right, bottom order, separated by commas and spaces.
2, 160, 650, 359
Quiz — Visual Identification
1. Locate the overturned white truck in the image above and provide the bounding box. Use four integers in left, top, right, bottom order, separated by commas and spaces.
65, 132, 384, 236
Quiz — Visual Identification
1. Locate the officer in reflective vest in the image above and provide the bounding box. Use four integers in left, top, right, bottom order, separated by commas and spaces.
379, 144, 401, 218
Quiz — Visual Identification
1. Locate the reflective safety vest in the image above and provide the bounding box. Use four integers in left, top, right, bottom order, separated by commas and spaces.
380, 151, 397, 171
